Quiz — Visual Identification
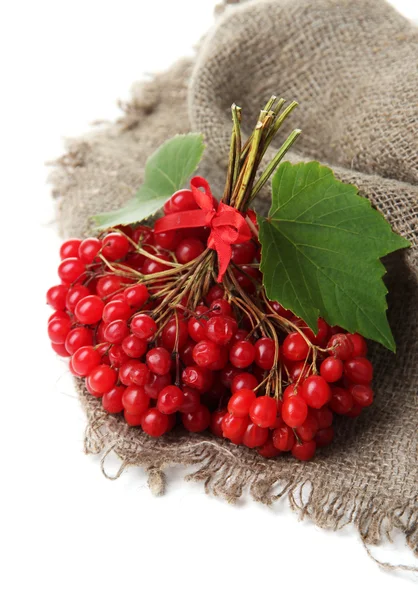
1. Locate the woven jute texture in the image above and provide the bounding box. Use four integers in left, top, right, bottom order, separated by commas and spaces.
51, 0, 418, 559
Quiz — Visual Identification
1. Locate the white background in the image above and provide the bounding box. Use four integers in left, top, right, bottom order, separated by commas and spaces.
1, 1, 417, 598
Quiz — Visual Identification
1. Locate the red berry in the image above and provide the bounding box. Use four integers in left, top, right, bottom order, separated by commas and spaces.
205, 285, 224, 305
46, 284, 69, 310
51, 342, 71, 357
229, 341, 255, 369
123, 284, 149, 308
249, 395, 277, 428
154, 230, 183, 251
102, 386, 125, 413
121, 334, 147, 358
327, 334, 353, 360
48, 310, 69, 323
329, 387, 353, 415
209, 299, 232, 317
301, 375, 331, 409
142, 255, 169, 275
347, 333, 367, 357
192, 340, 221, 368
350, 384, 374, 407
161, 317, 188, 350
346, 403, 363, 418
131, 314, 157, 340
144, 372, 172, 399
141, 408, 169, 437
65, 285, 90, 312
96, 275, 123, 299
288, 361, 312, 383
205, 316, 235, 346
108, 344, 129, 367
182, 405, 211, 432
258, 436, 281, 458
221, 413, 249, 440
122, 385, 150, 415
231, 372, 258, 393
231, 241, 256, 265
210, 408, 227, 437
254, 338, 277, 370
102, 299, 131, 323
78, 237, 102, 263
75, 295, 104, 324
228, 389, 256, 417
60, 238, 81, 260
58, 257, 85, 284
146, 347, 171, 375
242, 422, 268, 448
124, 410, 143, 426
175, 238, 205, 264
272, 425, 295, 451
65, 327, 93, 354
101, 232, 130, 260
72, 346, 101, 376
170, 189, 198, 212
295, 412, 319, 442
320, 356, 343, 383
188, 312, 209, 342
157, 385, 184, 414
282, 332, 310, 362
85, 377, 102, 397
220, 364, 242, 389
179, 339, 196, 367
315, 426, 335, 447
282, 393, 308, 428
179, 387, 201, 413
87, 365, 117, 395
129, 361, 151, 386
314, 406, 333, 429
268, 301, 294, 319
103, 319, 129, 343
182, 365, 213, 393
48, 317, 71, 344
291, 440, 316, 461
344, 357, 373, 384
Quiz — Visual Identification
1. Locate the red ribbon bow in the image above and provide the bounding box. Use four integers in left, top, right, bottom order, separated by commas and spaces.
154, 177, 252, 282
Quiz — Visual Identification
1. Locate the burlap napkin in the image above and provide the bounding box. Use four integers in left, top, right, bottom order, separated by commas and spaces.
51, 0, 418, 559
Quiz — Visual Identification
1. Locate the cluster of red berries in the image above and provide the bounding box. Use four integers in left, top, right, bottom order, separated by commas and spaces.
47, 189, 374, 461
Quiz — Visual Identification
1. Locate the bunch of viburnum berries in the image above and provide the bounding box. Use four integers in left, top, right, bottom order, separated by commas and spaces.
47, 188, 373, 461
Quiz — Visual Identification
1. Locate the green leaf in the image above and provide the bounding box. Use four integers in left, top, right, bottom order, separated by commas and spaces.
93, 133, 205, 229
258, 161, 410, 351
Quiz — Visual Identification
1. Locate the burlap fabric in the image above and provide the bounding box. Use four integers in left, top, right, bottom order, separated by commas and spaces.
51, 0, 418, 558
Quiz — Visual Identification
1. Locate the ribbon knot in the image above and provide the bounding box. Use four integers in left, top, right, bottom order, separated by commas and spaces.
154, 176, 252, 282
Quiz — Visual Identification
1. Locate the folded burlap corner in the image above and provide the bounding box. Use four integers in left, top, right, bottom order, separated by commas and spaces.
51, 0, 418, 559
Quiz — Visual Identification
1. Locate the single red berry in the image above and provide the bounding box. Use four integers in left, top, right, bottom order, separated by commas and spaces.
121, 334, 147, 358
47, 317, 71, 344
65, 285, 90, 312
146, 347, 171, 375
51, 342, 71, 357
131, 225, 154, 245
231, 241, 256, 265
104, 319, 129, 343
329, 387, 354, 415
344, 357, 373, 384
295, 412, 319, 442
188, 312, 209, 342
221, 413, 249, 440
327, 334, 353, 361
320, 356, 343, 383
101, 232, 130, 260
78, 237, 102, 263
205, 346, 229, 371
272, 425, 295, 452
314, 406, 333, 429
231, 372, 258, 393
102, 299, 131, 323
209, 299, 232, 317
144, 372, 172, 399
87, 365, 117, 395
122, 385, 150, 415
258, 436, 281, 458
108, 344, 129, 367
315, 426, 335, 447
179, 387, 201, 413
205, 285, 224, 305
141, 408, 169, 437
205, 316, 235, 346
46, 284, 69, 310
142, 255, 169, 275
157, 385, 184, 414
301, 375, 331, 409
182, 365, 213, 393
192, 340, 221, 368
242, 422, 269, 448
72, 346, 101, 376
268, 301, 294, 319
64, 327, 93, 354
347, 333, 367, 357
129, 361, 151, 386
182, 405, 211, 432
60, 238, 82, 260
282, 332, 310, 362
170, 189, 198, 212
85, 377, 102, 398
131, 314, 157, 340
288, 361, 312, 383
123, 284, 149, 308
102, 386, 125, 413
249, 395, 277, 428
96, 275, 123, 299
228, 389, 256, 417
175, 238, 205, 264
124, 410, 143, 426
282, 393, 308, 428
254, 338, 277, 370
349, 384, 374, 407
75, 295, 104, 325
154, 230, 183, 251
229, 341, 255, 369
58, 257, 86, 284
220, 364, 242, 389
179, 339, 196, 367
161, 317, 188, 350
48, 310, 69, 323
292, 440, 316, 461
210, 408, 228, 437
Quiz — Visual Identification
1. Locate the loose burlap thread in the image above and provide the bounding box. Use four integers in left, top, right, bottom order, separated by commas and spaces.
51, 0, 418, 562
